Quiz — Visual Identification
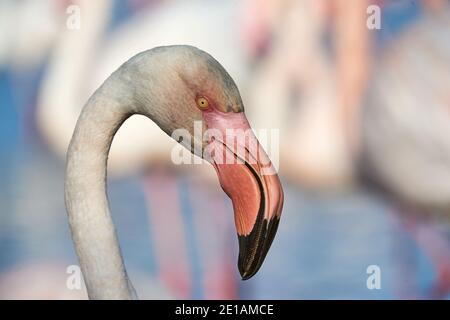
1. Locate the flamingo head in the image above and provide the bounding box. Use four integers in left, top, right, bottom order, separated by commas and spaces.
134, 46, 284, 280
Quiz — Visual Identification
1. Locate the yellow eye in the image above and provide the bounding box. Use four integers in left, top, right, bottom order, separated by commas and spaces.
196, 97, 209, 109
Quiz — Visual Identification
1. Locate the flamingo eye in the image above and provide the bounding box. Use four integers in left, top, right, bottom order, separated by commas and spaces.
196, 97, 209, 109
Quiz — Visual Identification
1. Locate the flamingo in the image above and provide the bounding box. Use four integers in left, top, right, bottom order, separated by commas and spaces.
360, 7, 450, 298
64, 45, 284, 299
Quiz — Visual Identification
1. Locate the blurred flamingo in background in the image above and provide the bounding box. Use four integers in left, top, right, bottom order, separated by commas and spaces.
241, 0, 370, 189
64, 45, 284, 299
241, 0, 450, 299
0, 0, 62, 70
360, 3, 450, 299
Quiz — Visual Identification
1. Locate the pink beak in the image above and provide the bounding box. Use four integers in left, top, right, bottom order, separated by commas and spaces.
203, 111, 284, 279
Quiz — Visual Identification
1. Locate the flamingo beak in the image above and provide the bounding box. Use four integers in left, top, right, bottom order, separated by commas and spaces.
204, 112, 284, 280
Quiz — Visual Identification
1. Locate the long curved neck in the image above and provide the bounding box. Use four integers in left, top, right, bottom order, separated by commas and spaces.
65, 78, 140, 299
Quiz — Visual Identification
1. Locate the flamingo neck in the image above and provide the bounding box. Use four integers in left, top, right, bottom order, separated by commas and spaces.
65, 80, 138, 299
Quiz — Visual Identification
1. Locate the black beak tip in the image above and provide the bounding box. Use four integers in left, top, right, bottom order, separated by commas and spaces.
238, 262, 258, 281
237, 217, 280, 281
240, 270, 257, 281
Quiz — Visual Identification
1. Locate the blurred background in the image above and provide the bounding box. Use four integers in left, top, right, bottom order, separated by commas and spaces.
1, 0, 450, 299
